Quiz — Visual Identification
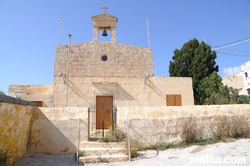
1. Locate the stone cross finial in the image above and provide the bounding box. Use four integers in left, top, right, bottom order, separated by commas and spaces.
101, 4, 109, 13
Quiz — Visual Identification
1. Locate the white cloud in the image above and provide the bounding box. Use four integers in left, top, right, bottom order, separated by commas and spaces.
223, 66, 241, 76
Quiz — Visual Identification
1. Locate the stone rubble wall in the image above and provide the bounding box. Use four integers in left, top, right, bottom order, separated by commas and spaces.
27, 107, 89, 154
117, 105, 250, 145
3, 102, 250, 164
0, 102, 34, 165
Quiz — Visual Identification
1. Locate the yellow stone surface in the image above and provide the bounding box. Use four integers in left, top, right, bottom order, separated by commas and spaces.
0, 102, 33, 165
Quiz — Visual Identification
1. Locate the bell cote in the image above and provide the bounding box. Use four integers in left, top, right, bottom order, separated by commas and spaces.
91, 10, 118, 43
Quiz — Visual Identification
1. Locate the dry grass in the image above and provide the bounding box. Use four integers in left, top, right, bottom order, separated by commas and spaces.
214, 115, 250, 139
181, 117, 198, 144
120, 115, 250, 158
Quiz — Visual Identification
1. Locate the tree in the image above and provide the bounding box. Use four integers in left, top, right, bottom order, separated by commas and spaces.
197, 71, 222, 104
0, 91, 5, 95
169, 38, 219, 104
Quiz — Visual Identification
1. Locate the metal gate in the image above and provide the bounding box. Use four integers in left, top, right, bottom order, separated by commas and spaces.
88, 104, 117, 140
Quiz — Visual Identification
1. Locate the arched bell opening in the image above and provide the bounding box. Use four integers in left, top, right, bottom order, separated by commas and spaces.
91, 12, 118, 43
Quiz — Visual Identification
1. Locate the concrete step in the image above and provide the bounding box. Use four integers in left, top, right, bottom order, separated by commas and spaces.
79, 154, 128, 163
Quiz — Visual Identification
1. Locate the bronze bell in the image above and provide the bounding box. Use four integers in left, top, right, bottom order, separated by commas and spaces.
102, 29, 108, 37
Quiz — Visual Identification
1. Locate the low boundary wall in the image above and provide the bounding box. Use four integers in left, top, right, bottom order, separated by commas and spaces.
117, 105, 250, 145
1, 102, 250, 164
27, 107, 89, 154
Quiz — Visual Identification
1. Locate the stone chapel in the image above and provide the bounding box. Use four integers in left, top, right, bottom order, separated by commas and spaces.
9, 11, 194, 110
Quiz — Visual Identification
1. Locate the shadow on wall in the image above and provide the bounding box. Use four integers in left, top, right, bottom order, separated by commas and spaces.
115, 84, 135, 101
92, 84, 135, 101
27, 107, 88, 154
66, 78, 93, 107
145, 79, 165, 99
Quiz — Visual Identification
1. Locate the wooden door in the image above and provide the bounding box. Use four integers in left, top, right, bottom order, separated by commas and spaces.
31, 101, 43, 107
166, 95, 182, 106
96, 96, 113, 129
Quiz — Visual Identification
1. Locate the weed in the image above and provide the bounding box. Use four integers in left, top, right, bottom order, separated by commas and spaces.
214, 115, 250, 139
181, 117, 198, 144
214, 116, 230, 139
125, 139, 144, 158
98, 125, 126, 142
0, 147, 10, 166
97, 155, 103, 162
151, 142, 186, 151
230, 116, 250, 138
75, 150, 84, 159
195, 135, 218, 145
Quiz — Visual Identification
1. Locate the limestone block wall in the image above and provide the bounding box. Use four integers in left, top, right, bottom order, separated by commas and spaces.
8, 85, 53, 107
0, 102, 33, 165
27, 107, 88, 154
117, 105, 250, 145
54, 42, 154, 78
52, 76, 194, 107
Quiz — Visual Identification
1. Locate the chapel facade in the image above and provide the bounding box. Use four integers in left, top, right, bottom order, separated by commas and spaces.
9, 11, 194, 110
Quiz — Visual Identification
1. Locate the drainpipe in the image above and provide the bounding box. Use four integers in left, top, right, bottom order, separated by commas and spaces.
76, 117, 80, 163
126, 121, 131, 162
66, 34, 72, 107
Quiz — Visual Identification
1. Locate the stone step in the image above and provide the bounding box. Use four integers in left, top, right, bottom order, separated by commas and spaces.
81, 147, 127, 156
81, 141, 126, 149
80, 141, 128, 163
79, 154, 128, 163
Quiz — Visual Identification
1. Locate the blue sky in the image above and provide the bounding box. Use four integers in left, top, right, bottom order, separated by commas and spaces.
1, 1, 250, 94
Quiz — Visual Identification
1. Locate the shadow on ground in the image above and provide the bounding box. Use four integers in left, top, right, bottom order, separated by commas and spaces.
14, 154, 84, 166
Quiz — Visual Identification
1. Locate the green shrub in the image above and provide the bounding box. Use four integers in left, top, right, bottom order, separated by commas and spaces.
75, 150, 84, 159
98, 125, 126, 142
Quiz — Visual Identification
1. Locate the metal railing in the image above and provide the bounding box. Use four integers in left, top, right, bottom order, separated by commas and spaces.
125, 121, 159, 161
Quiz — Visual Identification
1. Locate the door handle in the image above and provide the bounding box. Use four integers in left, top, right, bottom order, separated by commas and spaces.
107, 110, 111, 113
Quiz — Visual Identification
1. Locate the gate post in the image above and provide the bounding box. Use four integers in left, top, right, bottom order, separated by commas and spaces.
102, 104, 104, 137
88, 108, 90, 141
112, 105, 117, 131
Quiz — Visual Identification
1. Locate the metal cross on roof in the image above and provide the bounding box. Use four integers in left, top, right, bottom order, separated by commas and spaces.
101, 4, 109, 13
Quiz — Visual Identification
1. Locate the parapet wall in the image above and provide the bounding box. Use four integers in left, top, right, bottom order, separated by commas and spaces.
117, 105, 250, 145
54, 42, 154, 78
0, 95, 36, 106
0, 102, 34, 165
8, 85, 53, 107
